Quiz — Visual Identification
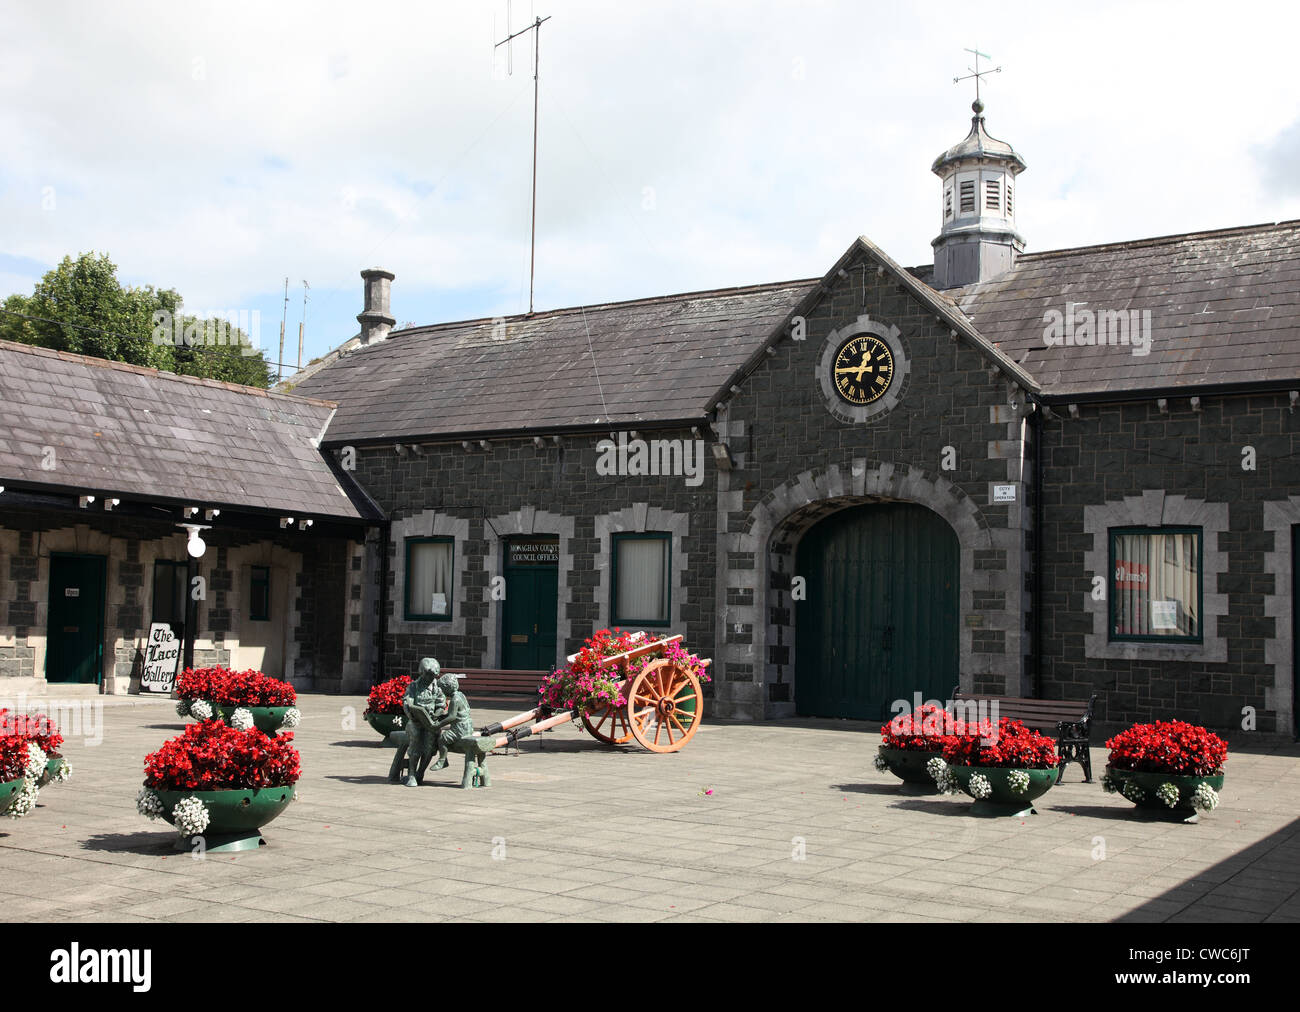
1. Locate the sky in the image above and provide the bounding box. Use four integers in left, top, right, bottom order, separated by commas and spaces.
3, 0, 1300, 375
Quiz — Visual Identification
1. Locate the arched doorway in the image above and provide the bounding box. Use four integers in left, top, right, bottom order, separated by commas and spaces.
795, 502, 959, 720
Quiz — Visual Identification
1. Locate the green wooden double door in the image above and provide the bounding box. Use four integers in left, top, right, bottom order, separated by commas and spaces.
795, 503, 959, 721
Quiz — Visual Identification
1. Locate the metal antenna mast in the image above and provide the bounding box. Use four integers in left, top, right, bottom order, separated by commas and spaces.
278, 277, 289, 383
496, 11, 551, 316
954, 47, 1001, 106
298, 280, 310, 373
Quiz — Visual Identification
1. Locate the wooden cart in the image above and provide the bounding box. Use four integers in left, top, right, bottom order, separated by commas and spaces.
475, 634, 707, 754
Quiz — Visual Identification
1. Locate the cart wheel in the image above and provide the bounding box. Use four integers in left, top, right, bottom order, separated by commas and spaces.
627, 660, 703, 753
581, 703, 634, 744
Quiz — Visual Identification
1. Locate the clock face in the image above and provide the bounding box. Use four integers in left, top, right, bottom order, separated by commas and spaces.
832, 333, 894, 405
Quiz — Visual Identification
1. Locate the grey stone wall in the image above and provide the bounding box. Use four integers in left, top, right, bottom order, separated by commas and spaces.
713, 250, 1032, 718
1040, 393, 1300, 734
339, 434, 717, 685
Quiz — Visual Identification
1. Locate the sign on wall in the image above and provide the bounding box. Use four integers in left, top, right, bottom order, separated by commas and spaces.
141, 622, 181, 694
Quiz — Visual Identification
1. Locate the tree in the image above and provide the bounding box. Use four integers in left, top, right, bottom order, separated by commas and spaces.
0, 252, 273, 388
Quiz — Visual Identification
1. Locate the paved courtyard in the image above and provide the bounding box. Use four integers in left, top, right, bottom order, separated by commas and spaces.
2, 693, 1298, 923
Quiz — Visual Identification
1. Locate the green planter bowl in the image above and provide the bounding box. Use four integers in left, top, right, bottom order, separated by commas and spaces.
365, 711, 404, 741
153, 785, 296, 851
950, 764, 1057, 814
212, 704, 295, 734
1106, 766, 1225, 816
0, 776, 26, 815
879, 747, 945, 785
36, 756, 66, 788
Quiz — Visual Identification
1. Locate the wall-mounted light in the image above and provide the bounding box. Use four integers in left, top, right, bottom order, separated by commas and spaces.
183, 506, 199, 519
104, 498, 120, 511
478, 440, 490, 451
79, 495, 95, 509
176, 523, 210, 559
279, 517, 294, 529
461, 441, 472, 452
1157, 398, 1169, 414
711, 442, 733, 471
1067, 404, 1080, 419
205, 508, 220, 520
394, 444, 407, 457
298, 518, 314, 530
533, 436, 546, 448
1190, 397, 1202, 413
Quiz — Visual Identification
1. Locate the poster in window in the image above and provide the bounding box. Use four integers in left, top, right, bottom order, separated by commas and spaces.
430, 592, 447, 616
1150, 600, 1178, 631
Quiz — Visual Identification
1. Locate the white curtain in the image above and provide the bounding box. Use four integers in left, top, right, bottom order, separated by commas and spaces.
1113, 531, 1198, 637
409, 541, 452, 616
616, 537, 670, 623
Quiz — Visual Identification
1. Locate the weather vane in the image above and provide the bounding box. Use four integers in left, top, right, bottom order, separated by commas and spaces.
954, 47, 1001, 108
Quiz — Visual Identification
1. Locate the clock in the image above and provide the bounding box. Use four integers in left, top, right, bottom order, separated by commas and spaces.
832, 333, 894, 405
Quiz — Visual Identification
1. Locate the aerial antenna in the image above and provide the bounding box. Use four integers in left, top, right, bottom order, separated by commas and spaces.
298, 280, 310, 373
278, 277, 289, 383
954, 47, 1001, 109
495, 8, 552, 316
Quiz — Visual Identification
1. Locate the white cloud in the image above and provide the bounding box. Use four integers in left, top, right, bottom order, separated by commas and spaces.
3, 0, 1300, 362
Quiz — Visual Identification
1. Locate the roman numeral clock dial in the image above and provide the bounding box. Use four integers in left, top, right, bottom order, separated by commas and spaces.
832, 334, 894, 405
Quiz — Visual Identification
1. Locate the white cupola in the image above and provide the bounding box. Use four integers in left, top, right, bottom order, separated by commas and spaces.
930, 98, 1027, 289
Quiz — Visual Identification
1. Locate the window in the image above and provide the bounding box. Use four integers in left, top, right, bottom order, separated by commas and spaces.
1109, 528, 1202, 641
612, 533, 671, 626
405, 537, 453, 620
985, 178, 1000, 212
959, 180, 975, 213
944, 186, 953, 220
250, 566, 270, 622
152, 560, 188, 637
1006, 181, 1014, 217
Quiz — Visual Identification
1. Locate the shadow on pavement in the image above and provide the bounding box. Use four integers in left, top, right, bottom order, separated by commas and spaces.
81, 831, 177, 855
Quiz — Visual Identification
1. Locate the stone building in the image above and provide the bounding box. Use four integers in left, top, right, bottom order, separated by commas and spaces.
287, 101, 1300, 736
0, 342, 381, 698
5, 100, 1299, 738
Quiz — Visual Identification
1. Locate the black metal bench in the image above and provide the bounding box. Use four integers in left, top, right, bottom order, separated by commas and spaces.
951, 686, 1097, 783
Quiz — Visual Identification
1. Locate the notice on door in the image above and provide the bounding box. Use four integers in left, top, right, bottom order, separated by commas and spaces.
141, 622, 181, 694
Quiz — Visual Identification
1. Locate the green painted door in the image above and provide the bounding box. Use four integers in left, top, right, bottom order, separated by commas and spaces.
46, 554, 106, 684
502, 537, 559, 670
795, 504, 958, 720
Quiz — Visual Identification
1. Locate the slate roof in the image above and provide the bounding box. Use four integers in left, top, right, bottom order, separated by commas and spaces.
294, 221, 1300, 441
953, 220, 1300, 399
0, 340, 378, 521
292, 280, 819, 444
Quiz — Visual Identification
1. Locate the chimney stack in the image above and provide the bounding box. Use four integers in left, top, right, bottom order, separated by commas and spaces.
357, 268, 395, 345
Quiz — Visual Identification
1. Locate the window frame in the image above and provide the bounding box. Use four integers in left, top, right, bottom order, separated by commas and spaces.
404, 536, 454, 622
611, 532, 672, 628
1107, 526, 1203, 644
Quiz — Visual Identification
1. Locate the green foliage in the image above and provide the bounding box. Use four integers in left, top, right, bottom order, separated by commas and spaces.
0, 252, 273, 388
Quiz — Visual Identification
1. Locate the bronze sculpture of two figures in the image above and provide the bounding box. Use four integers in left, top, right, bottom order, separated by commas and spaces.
388, 658, 492, 789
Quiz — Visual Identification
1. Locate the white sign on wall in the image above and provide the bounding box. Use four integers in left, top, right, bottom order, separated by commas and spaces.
141, 622, 181, 694
993, 484, 1017, 503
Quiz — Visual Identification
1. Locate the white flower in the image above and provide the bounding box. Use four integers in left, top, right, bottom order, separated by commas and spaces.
24, 743, 46, 780
53, 759, 71, 784
1155, 782, 1181, 809
1101, 772, 1120, 794
968, 773, 993, 799
175, 699, 191, 717
392, 715, 403, 729
873, 750, 891, 773
136, 786, 165, 820
229, 707, 254, 732
926, 756, 961, 795
280, 707, 301, 729
1122, 780, 1146, 803
171, 795, 210, 837
1192, 782, 1220, 813
7, 777, 38, 818
190, 700, 214, 721
1007, 769, 1031, 795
